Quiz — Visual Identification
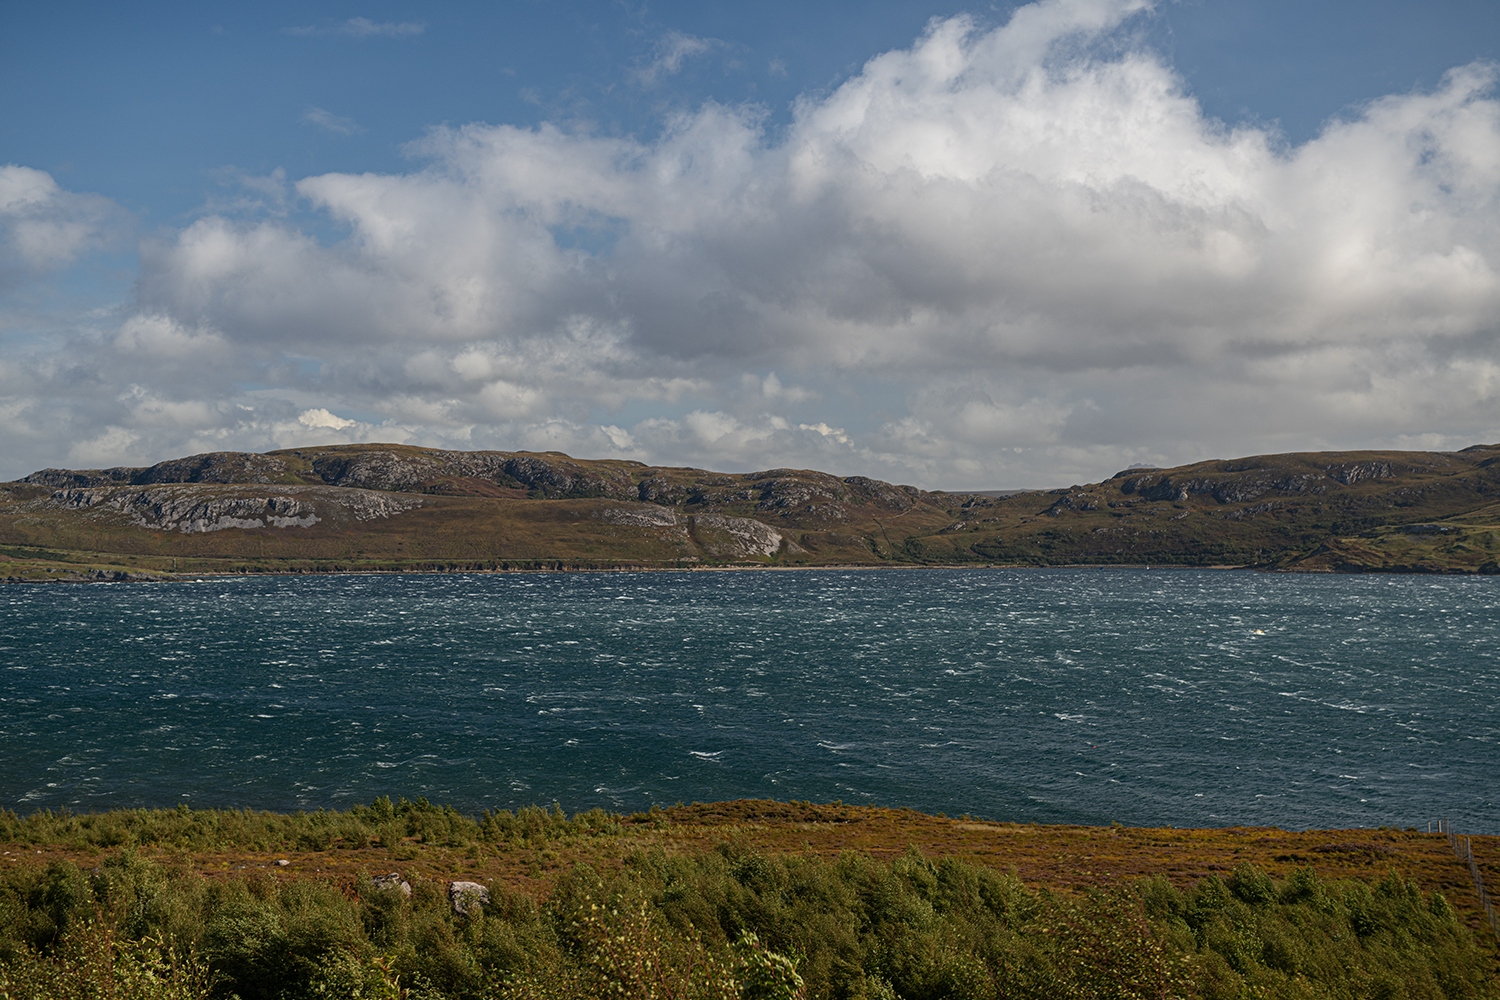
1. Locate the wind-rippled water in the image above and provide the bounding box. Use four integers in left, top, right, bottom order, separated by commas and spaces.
1, 569, 1496, 831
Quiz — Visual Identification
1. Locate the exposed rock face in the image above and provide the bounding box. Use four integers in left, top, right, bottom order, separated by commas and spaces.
134, 452, 291, 485
1118, 471, 1328, 505
1045, 491, 1101, 515
596, 504, 684, 528
841, 476, 920, 511
501, 455, 633, 499
1221, 500, 1280, 520
751, 477, 840, 514
678, 469, 917, 523
1328, 462, 1394, 485
1105, 455, 1419, 508
594, 505, 805, 557
22, 451, 290, 488
690, 513, 786, 557
21, 468, 129, 489
1119, 477, 1190, 502
638, 476, 692, 505
310, 451, 447, 491
304, 449, 636, 500
595, 503, 696, 553
39, 485, 421, 532
449, 881, 490, 917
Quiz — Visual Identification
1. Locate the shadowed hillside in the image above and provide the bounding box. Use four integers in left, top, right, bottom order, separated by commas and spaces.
6, 442, 1500, 578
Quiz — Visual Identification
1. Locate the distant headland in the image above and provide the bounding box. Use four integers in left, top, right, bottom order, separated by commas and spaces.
5, 442, 1500, 580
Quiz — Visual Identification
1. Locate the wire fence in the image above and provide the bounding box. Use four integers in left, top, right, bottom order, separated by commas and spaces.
1436, 818, 1499, 940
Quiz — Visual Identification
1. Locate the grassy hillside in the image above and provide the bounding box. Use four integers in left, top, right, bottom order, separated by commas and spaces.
7, 442, 1500, 578
1, 800, 1497, 999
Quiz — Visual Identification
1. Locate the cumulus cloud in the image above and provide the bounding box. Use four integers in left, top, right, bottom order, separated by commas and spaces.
0, 165, 126, 283
299, 407, 356, 429
7, 0, 1500, 486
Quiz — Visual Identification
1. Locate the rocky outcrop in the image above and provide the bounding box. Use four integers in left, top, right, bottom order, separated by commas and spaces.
690, 513, 787, 558
752, 477, 841, 514
678, 469, 921, 523
310, 450, 449, 491
133, 452, 291, 485
1044, 490, 1101, 515
841, 476, 920, 511
1327, 462, 1393, 485
22, 451, 291, 488
504, 455, 634, 499
303, 449, 636, 500
596, 504, 684, 529
596, 505, 799, 558
637, 476, 693, 505
1220, 500, 1281, 520
1118, 471, 1326, 505
22, 467, 137, 489
1119, 477, 1191, 502
39, 484, 421, 533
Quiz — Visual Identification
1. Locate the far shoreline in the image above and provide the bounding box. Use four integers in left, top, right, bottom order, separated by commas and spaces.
11, 561, 1363, 585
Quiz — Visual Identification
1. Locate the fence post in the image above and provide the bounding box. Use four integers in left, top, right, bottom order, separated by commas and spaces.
1441, 821, 1497, 942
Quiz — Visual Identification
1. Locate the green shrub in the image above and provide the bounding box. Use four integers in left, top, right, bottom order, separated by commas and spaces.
2, 816, 1498, 1000
1226, 861, 1277, 906
0, 918, 215, 1000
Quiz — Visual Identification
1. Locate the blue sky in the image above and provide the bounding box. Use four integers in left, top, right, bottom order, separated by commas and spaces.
4, 0, 1500, 486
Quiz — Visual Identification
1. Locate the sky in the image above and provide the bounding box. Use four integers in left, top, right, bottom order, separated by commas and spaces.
4, 0, 1500, 489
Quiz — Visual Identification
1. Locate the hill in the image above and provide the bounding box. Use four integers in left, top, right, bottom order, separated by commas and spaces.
6, 442, 1500, 579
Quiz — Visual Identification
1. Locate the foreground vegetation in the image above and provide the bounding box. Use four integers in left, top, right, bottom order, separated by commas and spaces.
9, 441, 1500, 578
1, 800, 1496, 999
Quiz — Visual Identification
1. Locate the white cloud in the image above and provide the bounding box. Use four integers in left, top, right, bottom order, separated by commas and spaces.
299, 407, 356, 430
302, 107, 364, 136
114, 314, 228, 357
68, 426, 142, 468
0, 165, 125, 282
7, 0, 1500, 487
283, 18, 425, 38
633, 31, 724, 86
341, 17, 425, 38
202, 167, 295, 217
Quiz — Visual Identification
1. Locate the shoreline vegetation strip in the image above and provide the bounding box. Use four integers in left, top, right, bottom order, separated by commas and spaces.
3, 561, 1260, 584
1, 799, 1497, 999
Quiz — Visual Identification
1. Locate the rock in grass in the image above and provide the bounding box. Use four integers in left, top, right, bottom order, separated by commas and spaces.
373, 872, 411, 896
449, 880, 490, 916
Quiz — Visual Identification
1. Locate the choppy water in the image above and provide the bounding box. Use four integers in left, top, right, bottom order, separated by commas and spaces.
1, 569, 1496, 831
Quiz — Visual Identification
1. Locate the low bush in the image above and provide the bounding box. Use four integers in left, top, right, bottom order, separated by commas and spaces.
0, 798, 622, 856
1, 807, 1496, 1000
